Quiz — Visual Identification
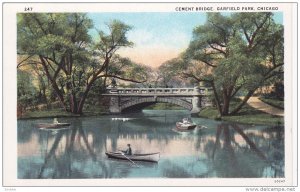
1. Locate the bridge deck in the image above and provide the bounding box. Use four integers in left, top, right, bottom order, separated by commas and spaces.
103, 87, 210, 96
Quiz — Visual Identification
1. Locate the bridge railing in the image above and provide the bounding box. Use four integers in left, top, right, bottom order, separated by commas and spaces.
105, 87, 211, 95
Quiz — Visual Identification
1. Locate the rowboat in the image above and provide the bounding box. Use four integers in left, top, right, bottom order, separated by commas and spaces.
36, 123, 71, 129
176, 122, 197, 130
176, 118, 197, 130
105, 151, 160, 162
36, 118, 71, 129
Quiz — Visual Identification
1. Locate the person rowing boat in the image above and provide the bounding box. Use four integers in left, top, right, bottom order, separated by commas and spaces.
176, 118, 197, 130
105, 151, 160, 162
120, 144, 132, 155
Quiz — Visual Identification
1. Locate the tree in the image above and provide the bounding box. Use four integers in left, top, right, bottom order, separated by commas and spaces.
155, 58, 193, 88
17, 69, 38, 116
17, 13, 146, 114
176, 13, 283, 116
18, 55, 52, 106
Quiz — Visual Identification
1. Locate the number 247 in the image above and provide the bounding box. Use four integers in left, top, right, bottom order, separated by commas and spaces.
24, 7, 33, 11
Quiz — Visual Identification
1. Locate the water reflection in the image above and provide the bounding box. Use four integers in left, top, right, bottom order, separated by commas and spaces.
208, 123, 284, 178
17, 110, 284, 179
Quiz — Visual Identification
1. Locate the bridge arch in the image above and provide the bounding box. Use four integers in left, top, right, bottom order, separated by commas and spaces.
104, 87, 212, 114
120, 97, 193, 112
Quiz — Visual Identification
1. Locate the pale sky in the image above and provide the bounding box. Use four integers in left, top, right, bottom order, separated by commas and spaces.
88, 12, 283, 68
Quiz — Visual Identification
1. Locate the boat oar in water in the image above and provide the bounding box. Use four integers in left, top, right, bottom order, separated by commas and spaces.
118, 151, 140, 167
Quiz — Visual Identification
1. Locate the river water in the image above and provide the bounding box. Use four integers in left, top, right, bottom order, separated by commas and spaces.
17, 110, 284, 179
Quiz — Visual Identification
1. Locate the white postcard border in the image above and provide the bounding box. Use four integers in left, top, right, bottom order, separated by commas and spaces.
2, 2, 298, 187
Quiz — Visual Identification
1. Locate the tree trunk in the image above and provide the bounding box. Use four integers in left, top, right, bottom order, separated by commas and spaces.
77, 80, 97, 115
39, 55, 68, 112
222, 96, 230, 116
69, 93, 79, 114
77, 95, 86, 115
211, 82, 222, 116
222, 91, 230, 116
229, 89, 255, 115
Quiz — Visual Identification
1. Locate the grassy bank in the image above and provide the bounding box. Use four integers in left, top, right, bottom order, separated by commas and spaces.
18, 107, 109, 119
199, 99, 284, 126
19, 103, 183, 119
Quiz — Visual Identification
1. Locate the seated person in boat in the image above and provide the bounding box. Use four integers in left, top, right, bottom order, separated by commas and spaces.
53, 118, 58, 124
121, 144, 132, 155
182, 118, 190, 124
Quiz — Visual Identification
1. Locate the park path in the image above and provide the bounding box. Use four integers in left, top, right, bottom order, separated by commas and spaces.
243, 96, 284, 117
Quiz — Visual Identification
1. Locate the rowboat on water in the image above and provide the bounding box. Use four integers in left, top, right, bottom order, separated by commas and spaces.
176, 118, 197, 130
36, 123, 71, 129
36, 118, 71, 129
105, 151, 160, 163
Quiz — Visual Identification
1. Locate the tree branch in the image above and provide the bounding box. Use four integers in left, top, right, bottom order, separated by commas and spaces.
264, 63, 284, 78
181, 72, 212, 82
248, 13, 271, 47
231, 84, 243, 98
242, 27, 251, 43
17, 55, 34, 68
33, 15, 48, 35
208, 43, 227, 55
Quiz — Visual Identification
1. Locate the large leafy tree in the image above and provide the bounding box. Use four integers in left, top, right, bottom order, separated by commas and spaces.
173, 13, 283, 116
17, 13, 146, 114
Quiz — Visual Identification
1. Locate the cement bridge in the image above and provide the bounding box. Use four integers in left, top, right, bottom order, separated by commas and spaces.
103, 86, 212, 114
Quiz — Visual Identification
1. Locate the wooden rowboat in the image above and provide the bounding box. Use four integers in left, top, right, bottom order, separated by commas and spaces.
176, 122, 197, 130
176, 118, 197, 130
105, 152, 160, 162
36, 123, 71, 129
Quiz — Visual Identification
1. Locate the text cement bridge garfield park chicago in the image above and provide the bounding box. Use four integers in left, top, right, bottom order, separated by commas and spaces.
103, 86, 212, 114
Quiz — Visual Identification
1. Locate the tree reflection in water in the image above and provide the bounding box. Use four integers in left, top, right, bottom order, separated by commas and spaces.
37, 120, 118, 179
208, 123, 284, 178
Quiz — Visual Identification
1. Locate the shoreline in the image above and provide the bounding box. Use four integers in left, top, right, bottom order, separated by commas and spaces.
17, 108, 283, 126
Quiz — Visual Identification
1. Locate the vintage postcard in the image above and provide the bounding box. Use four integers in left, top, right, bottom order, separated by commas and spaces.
2, 1, 298, 189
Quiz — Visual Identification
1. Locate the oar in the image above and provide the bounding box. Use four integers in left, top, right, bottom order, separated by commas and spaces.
118, 150, 139, 167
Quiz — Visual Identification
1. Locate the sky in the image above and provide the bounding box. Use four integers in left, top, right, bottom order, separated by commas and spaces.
88, 12, 283, 68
